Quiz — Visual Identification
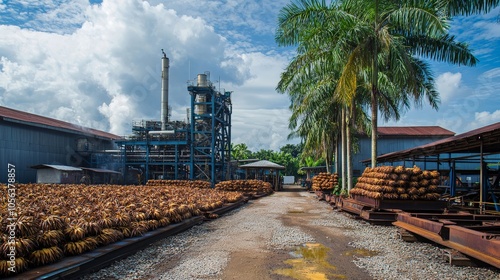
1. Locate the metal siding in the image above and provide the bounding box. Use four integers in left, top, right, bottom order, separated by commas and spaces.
352, 136, 450, 175
37, 169, 61, 183
1, 121, 114, 183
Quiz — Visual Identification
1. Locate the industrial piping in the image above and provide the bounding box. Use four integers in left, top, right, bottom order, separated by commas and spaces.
161, 49, 169, 130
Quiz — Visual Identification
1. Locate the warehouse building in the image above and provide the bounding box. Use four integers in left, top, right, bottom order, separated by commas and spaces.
352, 126, 455, 175
0, 106, 120, 183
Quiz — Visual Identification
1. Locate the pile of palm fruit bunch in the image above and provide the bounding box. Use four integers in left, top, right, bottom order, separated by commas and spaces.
311, 173, 339, 192
146, 179, 211, 188
349, 166, 441, 200
0, 183, 243, 276
215, 180, 273, 196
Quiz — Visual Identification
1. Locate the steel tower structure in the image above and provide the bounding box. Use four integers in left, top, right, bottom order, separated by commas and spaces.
188, 73, 232, 186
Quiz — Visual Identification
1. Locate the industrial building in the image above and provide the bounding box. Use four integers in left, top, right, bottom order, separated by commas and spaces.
1, 51, 232, 186
0, 106, 120, 183
93, 51, 232, 186
352, 126, 455, 175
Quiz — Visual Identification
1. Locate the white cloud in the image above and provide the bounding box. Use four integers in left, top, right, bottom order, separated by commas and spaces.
472, 21, 500, 40
227, 51, 297, 150
0, 0, 297, 150
99, 95, 135, 135
470, 110, 500, 128
473, 67, 500, 101
232, 108, 296, 152
435, 72, 462, 102
0, 0, 239, 135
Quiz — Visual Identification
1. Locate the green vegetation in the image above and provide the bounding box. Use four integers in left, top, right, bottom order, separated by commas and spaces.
231, 143, 320, 178
274, 0, 499, 191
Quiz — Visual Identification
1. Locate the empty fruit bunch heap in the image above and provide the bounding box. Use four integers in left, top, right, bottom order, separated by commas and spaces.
312, 173, 339, 192
0, 183, 243, 276
146, 179, 211, 188
215, 180, 273, 196
350, 166, 441, 200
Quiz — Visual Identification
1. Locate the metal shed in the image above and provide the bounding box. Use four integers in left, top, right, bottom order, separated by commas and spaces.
80, 167, 123, 184
372, 122, 500, 213
239, 160, 285, 191
0, 106, 119, 183
351, 126, 455, 175
31, 164, 83, 184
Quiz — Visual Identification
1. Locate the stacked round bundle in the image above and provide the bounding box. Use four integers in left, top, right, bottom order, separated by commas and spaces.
312, 173, 339, 191
146, 179, 211, 189
349, 166, 441, 200
215, 180, 273, 196
0, 183, 242, 276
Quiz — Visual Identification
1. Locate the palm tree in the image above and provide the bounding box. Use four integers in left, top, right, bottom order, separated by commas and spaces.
276, 0, 483, 170
231, 143, 251, 161
278, 51, 342, 174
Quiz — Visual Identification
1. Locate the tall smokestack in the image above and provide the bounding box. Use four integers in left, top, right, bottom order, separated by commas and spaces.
161, 49, 169, 130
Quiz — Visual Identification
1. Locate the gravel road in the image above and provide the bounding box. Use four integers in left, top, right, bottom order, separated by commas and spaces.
84, 186, 500, 280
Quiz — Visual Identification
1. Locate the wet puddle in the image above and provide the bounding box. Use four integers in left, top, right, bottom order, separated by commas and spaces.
273, 243, 346, 280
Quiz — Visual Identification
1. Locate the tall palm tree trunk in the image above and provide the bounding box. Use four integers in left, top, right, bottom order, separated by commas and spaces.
371, 91, 378, 167
334, 133, 339, 174
346, 104, 353, 191
341, 107, 347, 190
371, 0, 379, 168
323, 138, 330, 173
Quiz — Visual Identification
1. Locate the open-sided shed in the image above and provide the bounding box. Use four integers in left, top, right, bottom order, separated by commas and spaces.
239, 160, 285, 191
80, 167, 122, 184
371, 122, 500, 213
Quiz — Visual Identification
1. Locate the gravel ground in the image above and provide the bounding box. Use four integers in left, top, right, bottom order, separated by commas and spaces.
83, 188, 500, 280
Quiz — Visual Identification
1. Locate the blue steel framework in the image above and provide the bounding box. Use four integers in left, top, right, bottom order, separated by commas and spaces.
110, 77, 232, 186
188, 80, 232, 186
113, 122, 191, 184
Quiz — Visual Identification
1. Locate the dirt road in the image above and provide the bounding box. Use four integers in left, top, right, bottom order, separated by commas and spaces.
87, 185, 500, 280
134, 185, 373, 280
221, 186, 371, 280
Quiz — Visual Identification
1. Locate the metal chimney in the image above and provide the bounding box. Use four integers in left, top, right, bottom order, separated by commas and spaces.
161, 49, 169, 130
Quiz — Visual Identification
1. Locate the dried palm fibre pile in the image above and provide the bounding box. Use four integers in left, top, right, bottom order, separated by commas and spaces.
146, 179, 211, 188
0, 183, 244, 276
215, 179, 274, 196
312, 172, 339, 192
350, 166, 441, 200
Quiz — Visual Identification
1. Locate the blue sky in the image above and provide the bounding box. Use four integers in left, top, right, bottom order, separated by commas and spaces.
0, 0, 499, 151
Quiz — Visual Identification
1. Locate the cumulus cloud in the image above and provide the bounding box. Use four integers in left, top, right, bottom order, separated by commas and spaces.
227, 51, 296, 150
435, 72, 462, 102
470, 110, 500, 129
232, 108, 295, 152
0, 0, 246, 135
0, 0, 299, 150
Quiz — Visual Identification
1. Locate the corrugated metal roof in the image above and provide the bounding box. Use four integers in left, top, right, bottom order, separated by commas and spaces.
239, 160, 285, 169
377, 126, 455, 137
31, 164, 83, 171
80, 167, 121, 174
374, 122, 500, 162
0, 106, 121, 140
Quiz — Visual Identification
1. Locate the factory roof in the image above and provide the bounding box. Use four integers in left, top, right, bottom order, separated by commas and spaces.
373, 122, 500, 163
31, 164, 83, 171
298, 166, 328, 172
376, 126, 455, 137
80, 167, 122, 174
0, 106, 121, 140
239, 160, 285, 169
